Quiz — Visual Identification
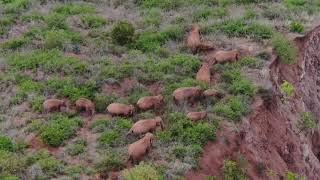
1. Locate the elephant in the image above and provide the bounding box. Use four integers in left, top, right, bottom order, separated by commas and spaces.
127, 116, 164, 135
106, 103, 134, 116
75, 98, 95, 116
127, 133, 155, 164
137, 95, 164, 111
173, 86, 203, 104
43, 99, 66, 113
186, 111, 207, 121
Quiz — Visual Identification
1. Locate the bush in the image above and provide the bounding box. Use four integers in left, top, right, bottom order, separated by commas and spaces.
280, 80, 295, 98
40, 115, 83, 147
212, 96, 249, 121
93, 93, 117, 113
30, 95, 45, 112
43, 29, 84, 49
0, 136, 13, 151
98, 130, 121, 147
290, 21, 304, 33
1, 37, 27, 50
171, 144, 202, 160
297, 112, 317, 133
272, 33, 297, 64
37, 157, 64, 177
122, 162, 159, 180
95, 152, 125, 172
115, 117, 133, 129
67, 139, 86, 156
111, 21, 135, 45
81, 15, 107, 28
222, 160, 246, 180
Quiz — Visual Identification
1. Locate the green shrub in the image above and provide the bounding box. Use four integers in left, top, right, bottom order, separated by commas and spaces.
137, 0, 183, 10
143, 8, 162, 27
98, 130, 121, 146
26, 119, 44, 132
272, 33, 297, 64
123, 162, 159, 180
95, 152, 125, 172
127, 87, 151, 104
115, 117, 133, 129
284, 0, 307, 8
67, 139, 86, 156
290, 22, 304, 33
40, 115, 83, 147
297, 112, 317, 133
81, 15, 107, 28
280, 80, 295, 98
171, 144, 203, 160
3, 0, 30, 13
244, 8, 258, 19
91, 118, 110, 133
21, 10, 44, 22
222, 160, 246, 180
166, 112, 217, 145
43, 29, 84, 49
93, 93, 117, 113
111, 21, 135, 45
212, 96, 249, 121
0, 136, 13, 151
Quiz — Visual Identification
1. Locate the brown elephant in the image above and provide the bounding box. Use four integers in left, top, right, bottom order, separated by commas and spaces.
212, 50, 240, 64
127, 116, 164, 135
127, 133, 155, 164
187, 24, 201, 54
106, 103, 134, 116
187, 25, 215, 54
136, 95, 164, 111
173, 86, 203, 103
186, 111, 207, 121
43, 99, 66, 113
75, 98, 95, 116
196, 62, 211, 84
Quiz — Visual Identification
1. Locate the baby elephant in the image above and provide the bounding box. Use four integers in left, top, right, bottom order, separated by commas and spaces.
187, 24, 201, 54
127, 116, 164, 135
107, 103, 134, 116
173, 86, 203, 103
75, 98, 95, 116
213, 50, 240, 64
43, 99, 66, 113
196, 62, 211, 84
186, 111, 207, 121
137, 95, 164, 111
128, 133, 155, 164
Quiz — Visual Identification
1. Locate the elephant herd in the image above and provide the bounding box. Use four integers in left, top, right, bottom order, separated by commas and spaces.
41, 24, 242, 166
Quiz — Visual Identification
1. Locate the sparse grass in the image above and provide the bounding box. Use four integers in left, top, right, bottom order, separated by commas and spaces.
1, 37, 28, 50
272, 33, 297, 64
95, 152, 125, 173
193, 7, 227, 21
81, 15, 107, 29
208, 19, 273, 39
67, 139, 86, 156
53, 3, 96, 16
222, 159, 246, 180
297, 112, 317, 133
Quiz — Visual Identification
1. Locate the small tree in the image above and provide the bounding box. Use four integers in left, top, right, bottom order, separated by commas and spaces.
297, 112, 317, 133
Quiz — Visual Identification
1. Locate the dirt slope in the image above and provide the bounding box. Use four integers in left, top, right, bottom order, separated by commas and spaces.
186, 26, 320, 180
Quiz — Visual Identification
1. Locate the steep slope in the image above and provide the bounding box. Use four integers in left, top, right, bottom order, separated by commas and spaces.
186, 26, 320, 179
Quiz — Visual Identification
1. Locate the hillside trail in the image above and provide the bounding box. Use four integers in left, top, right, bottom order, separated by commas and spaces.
186, 25, 320, 179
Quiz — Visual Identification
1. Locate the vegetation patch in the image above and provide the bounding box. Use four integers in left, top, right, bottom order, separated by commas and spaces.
272, 33, 297, 64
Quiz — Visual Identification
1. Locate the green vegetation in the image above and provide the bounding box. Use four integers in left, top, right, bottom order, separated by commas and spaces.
212, 96, 249, 121
111, 21, 135, 45
297, 112, 317, 133
67, 139, 86, 156
272, 33, 297, 64
123, 162, 160, 180
81, 15, 107, 28
0, 150, 27, 177
40, 115, 83, 147
280, 81, 295, 98
222, 160, 246, 180
208, 19, 273, 39
290, 21, 304, 33
95, 152, 125, 173
53, 3, 96, 16
0, 136, 13, 151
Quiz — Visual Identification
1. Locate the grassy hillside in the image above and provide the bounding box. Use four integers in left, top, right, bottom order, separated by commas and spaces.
0, 0, 319, 179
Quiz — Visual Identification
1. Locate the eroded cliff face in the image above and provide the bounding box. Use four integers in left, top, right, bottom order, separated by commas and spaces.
186, 26, 320, 179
